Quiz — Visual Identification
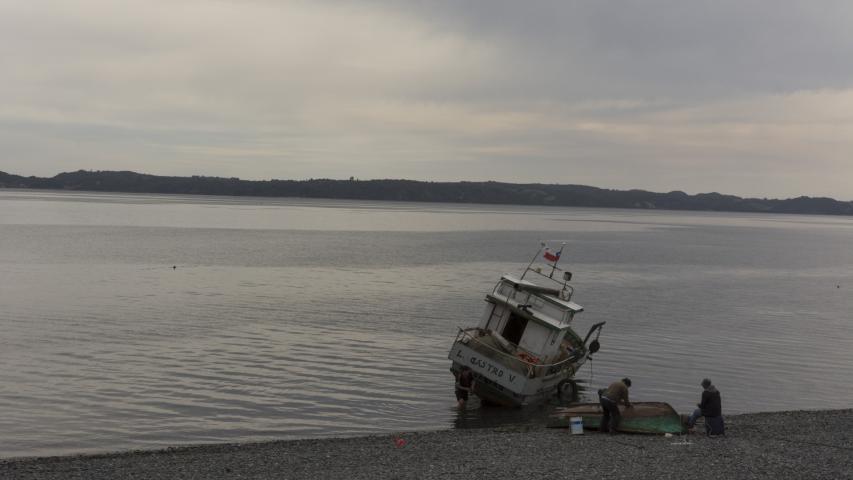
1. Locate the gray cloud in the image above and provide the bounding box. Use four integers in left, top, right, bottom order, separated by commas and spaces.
362, 0, 853, 99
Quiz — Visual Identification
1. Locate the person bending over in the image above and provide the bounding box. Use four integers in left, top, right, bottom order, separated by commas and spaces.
599, 377, 632, 434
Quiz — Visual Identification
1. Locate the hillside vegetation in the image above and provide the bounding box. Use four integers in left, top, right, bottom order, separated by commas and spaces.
2, 170, 851, 215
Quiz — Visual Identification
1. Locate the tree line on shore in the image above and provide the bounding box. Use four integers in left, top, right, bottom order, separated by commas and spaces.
2, 169, 852, 216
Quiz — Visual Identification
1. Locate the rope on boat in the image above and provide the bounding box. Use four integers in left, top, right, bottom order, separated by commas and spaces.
588, 355, 594, 385
456, 328, 583, 368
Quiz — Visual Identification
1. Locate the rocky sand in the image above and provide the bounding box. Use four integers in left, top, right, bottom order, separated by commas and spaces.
2, 409, 852, 479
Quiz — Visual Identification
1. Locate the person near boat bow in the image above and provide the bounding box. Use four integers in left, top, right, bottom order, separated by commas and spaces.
455, 366, 475, 408
599, 377, 632, 434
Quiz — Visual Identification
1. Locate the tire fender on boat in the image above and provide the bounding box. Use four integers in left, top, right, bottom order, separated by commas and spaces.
557, 379, 577, 398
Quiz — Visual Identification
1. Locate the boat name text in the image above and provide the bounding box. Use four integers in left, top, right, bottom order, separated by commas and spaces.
455, 349, 517, 383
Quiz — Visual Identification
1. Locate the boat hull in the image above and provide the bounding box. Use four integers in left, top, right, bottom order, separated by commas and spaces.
548, 402, 686, 434
467, 371, 577, 407
449, 340, 583, 407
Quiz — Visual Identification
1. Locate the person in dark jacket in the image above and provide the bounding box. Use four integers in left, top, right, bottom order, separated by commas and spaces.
455, 366, 475, 408
687, 378, 722, 431
599, 377, 632, 434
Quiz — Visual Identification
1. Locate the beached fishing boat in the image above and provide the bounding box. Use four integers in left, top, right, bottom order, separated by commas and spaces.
548, 402, 686, 434
448, 243, 605, 407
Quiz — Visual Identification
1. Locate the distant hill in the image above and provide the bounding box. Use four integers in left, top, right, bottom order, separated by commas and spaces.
2, 169, 852, 216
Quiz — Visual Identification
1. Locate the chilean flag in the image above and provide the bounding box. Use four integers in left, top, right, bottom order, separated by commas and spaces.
543, 248, 561, 263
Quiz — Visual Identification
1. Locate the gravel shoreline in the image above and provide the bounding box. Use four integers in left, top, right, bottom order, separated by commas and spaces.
2, 409, 852, 479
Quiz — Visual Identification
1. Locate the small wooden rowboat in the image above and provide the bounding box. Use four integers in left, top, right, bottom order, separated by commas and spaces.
548, 401, 685, 434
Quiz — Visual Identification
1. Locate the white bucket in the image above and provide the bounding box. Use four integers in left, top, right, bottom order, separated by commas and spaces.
570, 416, 584, 435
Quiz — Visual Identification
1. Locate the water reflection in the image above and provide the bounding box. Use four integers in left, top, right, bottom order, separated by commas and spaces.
452, 381, 591, 430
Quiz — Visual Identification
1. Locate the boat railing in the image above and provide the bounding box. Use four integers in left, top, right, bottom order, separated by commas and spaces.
520, 267, 575, 301
492, 273, 575, 303
454, 327, 584, 378
490, 281, 575, 325
519, 245, 576, 301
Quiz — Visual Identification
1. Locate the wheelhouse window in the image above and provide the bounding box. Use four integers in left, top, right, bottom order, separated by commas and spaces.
502, 312, 528, 345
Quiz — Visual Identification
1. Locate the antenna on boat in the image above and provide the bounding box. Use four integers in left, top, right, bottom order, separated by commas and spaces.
521, 242, 547, 280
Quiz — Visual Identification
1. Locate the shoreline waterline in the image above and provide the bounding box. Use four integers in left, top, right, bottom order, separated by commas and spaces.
2, 409, 851, 479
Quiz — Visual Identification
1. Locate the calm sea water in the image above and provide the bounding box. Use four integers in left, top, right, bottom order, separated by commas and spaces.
1, 190, 852, 458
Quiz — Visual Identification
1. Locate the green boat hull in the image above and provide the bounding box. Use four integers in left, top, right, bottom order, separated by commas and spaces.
549, 401, 686, 434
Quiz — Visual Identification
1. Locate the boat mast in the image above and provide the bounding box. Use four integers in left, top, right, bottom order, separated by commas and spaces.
520, 243, 546, 280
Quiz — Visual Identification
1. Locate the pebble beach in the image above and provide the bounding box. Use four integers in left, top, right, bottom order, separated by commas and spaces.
2, 409, 852, 480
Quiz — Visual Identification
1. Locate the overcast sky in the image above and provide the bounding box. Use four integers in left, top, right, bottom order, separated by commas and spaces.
2, 0, 852, 199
